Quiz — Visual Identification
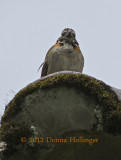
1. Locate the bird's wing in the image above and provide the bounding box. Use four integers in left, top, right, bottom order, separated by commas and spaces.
41, 61, 48, 77
40, 45, 56, 77
39, 44, 62, 76
38, 45, 56, 72
45, 45, 56, 58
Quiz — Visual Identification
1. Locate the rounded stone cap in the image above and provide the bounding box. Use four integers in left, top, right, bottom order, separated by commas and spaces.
0, 71, 121, 159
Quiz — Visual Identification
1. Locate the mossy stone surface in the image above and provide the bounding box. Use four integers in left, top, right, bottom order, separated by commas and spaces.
0, 72, 121, 160
1, 72, 121, 133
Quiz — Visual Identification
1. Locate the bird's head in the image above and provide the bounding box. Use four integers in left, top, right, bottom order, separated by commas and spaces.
61, 28, 76, 39
57, 28, 79, 46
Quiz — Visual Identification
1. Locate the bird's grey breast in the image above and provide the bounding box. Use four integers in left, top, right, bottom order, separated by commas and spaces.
46, 43, 84, 75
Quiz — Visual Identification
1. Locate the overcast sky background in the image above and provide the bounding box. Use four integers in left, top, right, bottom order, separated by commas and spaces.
0, 0, 121, 116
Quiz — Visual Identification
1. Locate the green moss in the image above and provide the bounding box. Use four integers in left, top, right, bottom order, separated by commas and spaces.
1, 73, 121, 134
0, 122, 33, 145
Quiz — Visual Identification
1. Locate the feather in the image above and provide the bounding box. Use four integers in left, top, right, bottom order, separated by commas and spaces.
37, 62, 44, 72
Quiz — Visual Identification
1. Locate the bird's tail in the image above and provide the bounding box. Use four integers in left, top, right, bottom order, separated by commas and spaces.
37, 62, 44, 72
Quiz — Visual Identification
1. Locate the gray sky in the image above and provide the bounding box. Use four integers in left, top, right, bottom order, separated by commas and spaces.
0, 0, 121, 115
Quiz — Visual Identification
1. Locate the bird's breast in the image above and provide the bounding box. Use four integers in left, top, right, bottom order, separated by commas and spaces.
53, 43, 82, 54
46, 43, 84, 75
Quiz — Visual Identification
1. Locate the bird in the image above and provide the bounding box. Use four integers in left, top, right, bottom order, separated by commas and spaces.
38, 28, 84, 77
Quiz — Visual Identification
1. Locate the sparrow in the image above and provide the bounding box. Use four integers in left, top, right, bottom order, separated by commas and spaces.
38, 28, 84, 77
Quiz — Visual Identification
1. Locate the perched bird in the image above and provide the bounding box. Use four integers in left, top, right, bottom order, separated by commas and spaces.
38, 28, 84, 77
